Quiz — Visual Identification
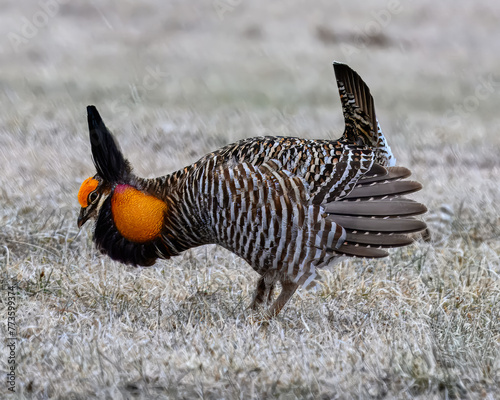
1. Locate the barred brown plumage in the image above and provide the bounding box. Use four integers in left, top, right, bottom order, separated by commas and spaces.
77, 62, 427, 319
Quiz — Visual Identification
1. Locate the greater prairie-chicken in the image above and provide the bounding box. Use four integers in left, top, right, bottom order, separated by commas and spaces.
78, 62, 427, 319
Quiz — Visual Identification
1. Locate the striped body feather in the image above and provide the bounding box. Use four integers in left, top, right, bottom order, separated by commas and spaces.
131, 138, 424, 292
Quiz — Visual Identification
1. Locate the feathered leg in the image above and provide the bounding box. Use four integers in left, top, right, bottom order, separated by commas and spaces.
264, 280, 298, 319
250, 276, 276, 310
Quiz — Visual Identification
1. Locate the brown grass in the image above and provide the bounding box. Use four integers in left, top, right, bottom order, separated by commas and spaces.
1, 0, 499, 398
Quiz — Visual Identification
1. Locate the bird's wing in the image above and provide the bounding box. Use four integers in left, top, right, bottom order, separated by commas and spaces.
309, 146, 375, 205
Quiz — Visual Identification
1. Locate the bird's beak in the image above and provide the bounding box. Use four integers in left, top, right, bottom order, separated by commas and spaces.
77, 208, 91, 228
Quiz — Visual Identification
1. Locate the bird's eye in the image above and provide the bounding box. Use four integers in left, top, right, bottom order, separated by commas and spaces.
88, 191, 99, 204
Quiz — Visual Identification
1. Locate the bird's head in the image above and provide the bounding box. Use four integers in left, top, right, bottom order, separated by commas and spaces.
77, 175, 109, 228
77, 106, 168, 266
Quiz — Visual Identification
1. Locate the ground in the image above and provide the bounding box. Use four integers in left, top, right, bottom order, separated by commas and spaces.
0, 0, 499, 399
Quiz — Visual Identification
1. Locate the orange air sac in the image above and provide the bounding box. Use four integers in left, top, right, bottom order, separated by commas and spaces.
111, 185, 167, 243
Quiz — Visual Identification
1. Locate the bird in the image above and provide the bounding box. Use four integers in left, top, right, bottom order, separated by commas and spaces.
77, 62, 427, 319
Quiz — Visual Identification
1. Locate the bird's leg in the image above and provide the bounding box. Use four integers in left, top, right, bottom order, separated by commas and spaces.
249, 276, 268, 310
266, 283, 275, 304
264, 280, 298, 319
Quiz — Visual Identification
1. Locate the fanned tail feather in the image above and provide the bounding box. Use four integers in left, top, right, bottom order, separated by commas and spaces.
325, 164, 427, 258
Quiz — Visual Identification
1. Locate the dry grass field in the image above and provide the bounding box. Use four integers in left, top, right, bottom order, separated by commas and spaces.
1, 0, 500, 398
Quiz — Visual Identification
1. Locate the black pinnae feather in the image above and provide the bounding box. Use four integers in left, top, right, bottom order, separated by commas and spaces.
87, 105, 130, 182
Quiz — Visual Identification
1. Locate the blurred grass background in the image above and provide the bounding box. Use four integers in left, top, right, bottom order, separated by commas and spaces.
0, 0, 499, 398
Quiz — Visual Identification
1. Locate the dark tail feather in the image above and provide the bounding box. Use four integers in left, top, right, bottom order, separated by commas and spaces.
359, 166, 411, 184
87, 105, 130, 183
335, 244, 388, 258
328, 215, 426, 233
324, 199, 427, 217
343, 180, 422, 200
345, 232, 414, 247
